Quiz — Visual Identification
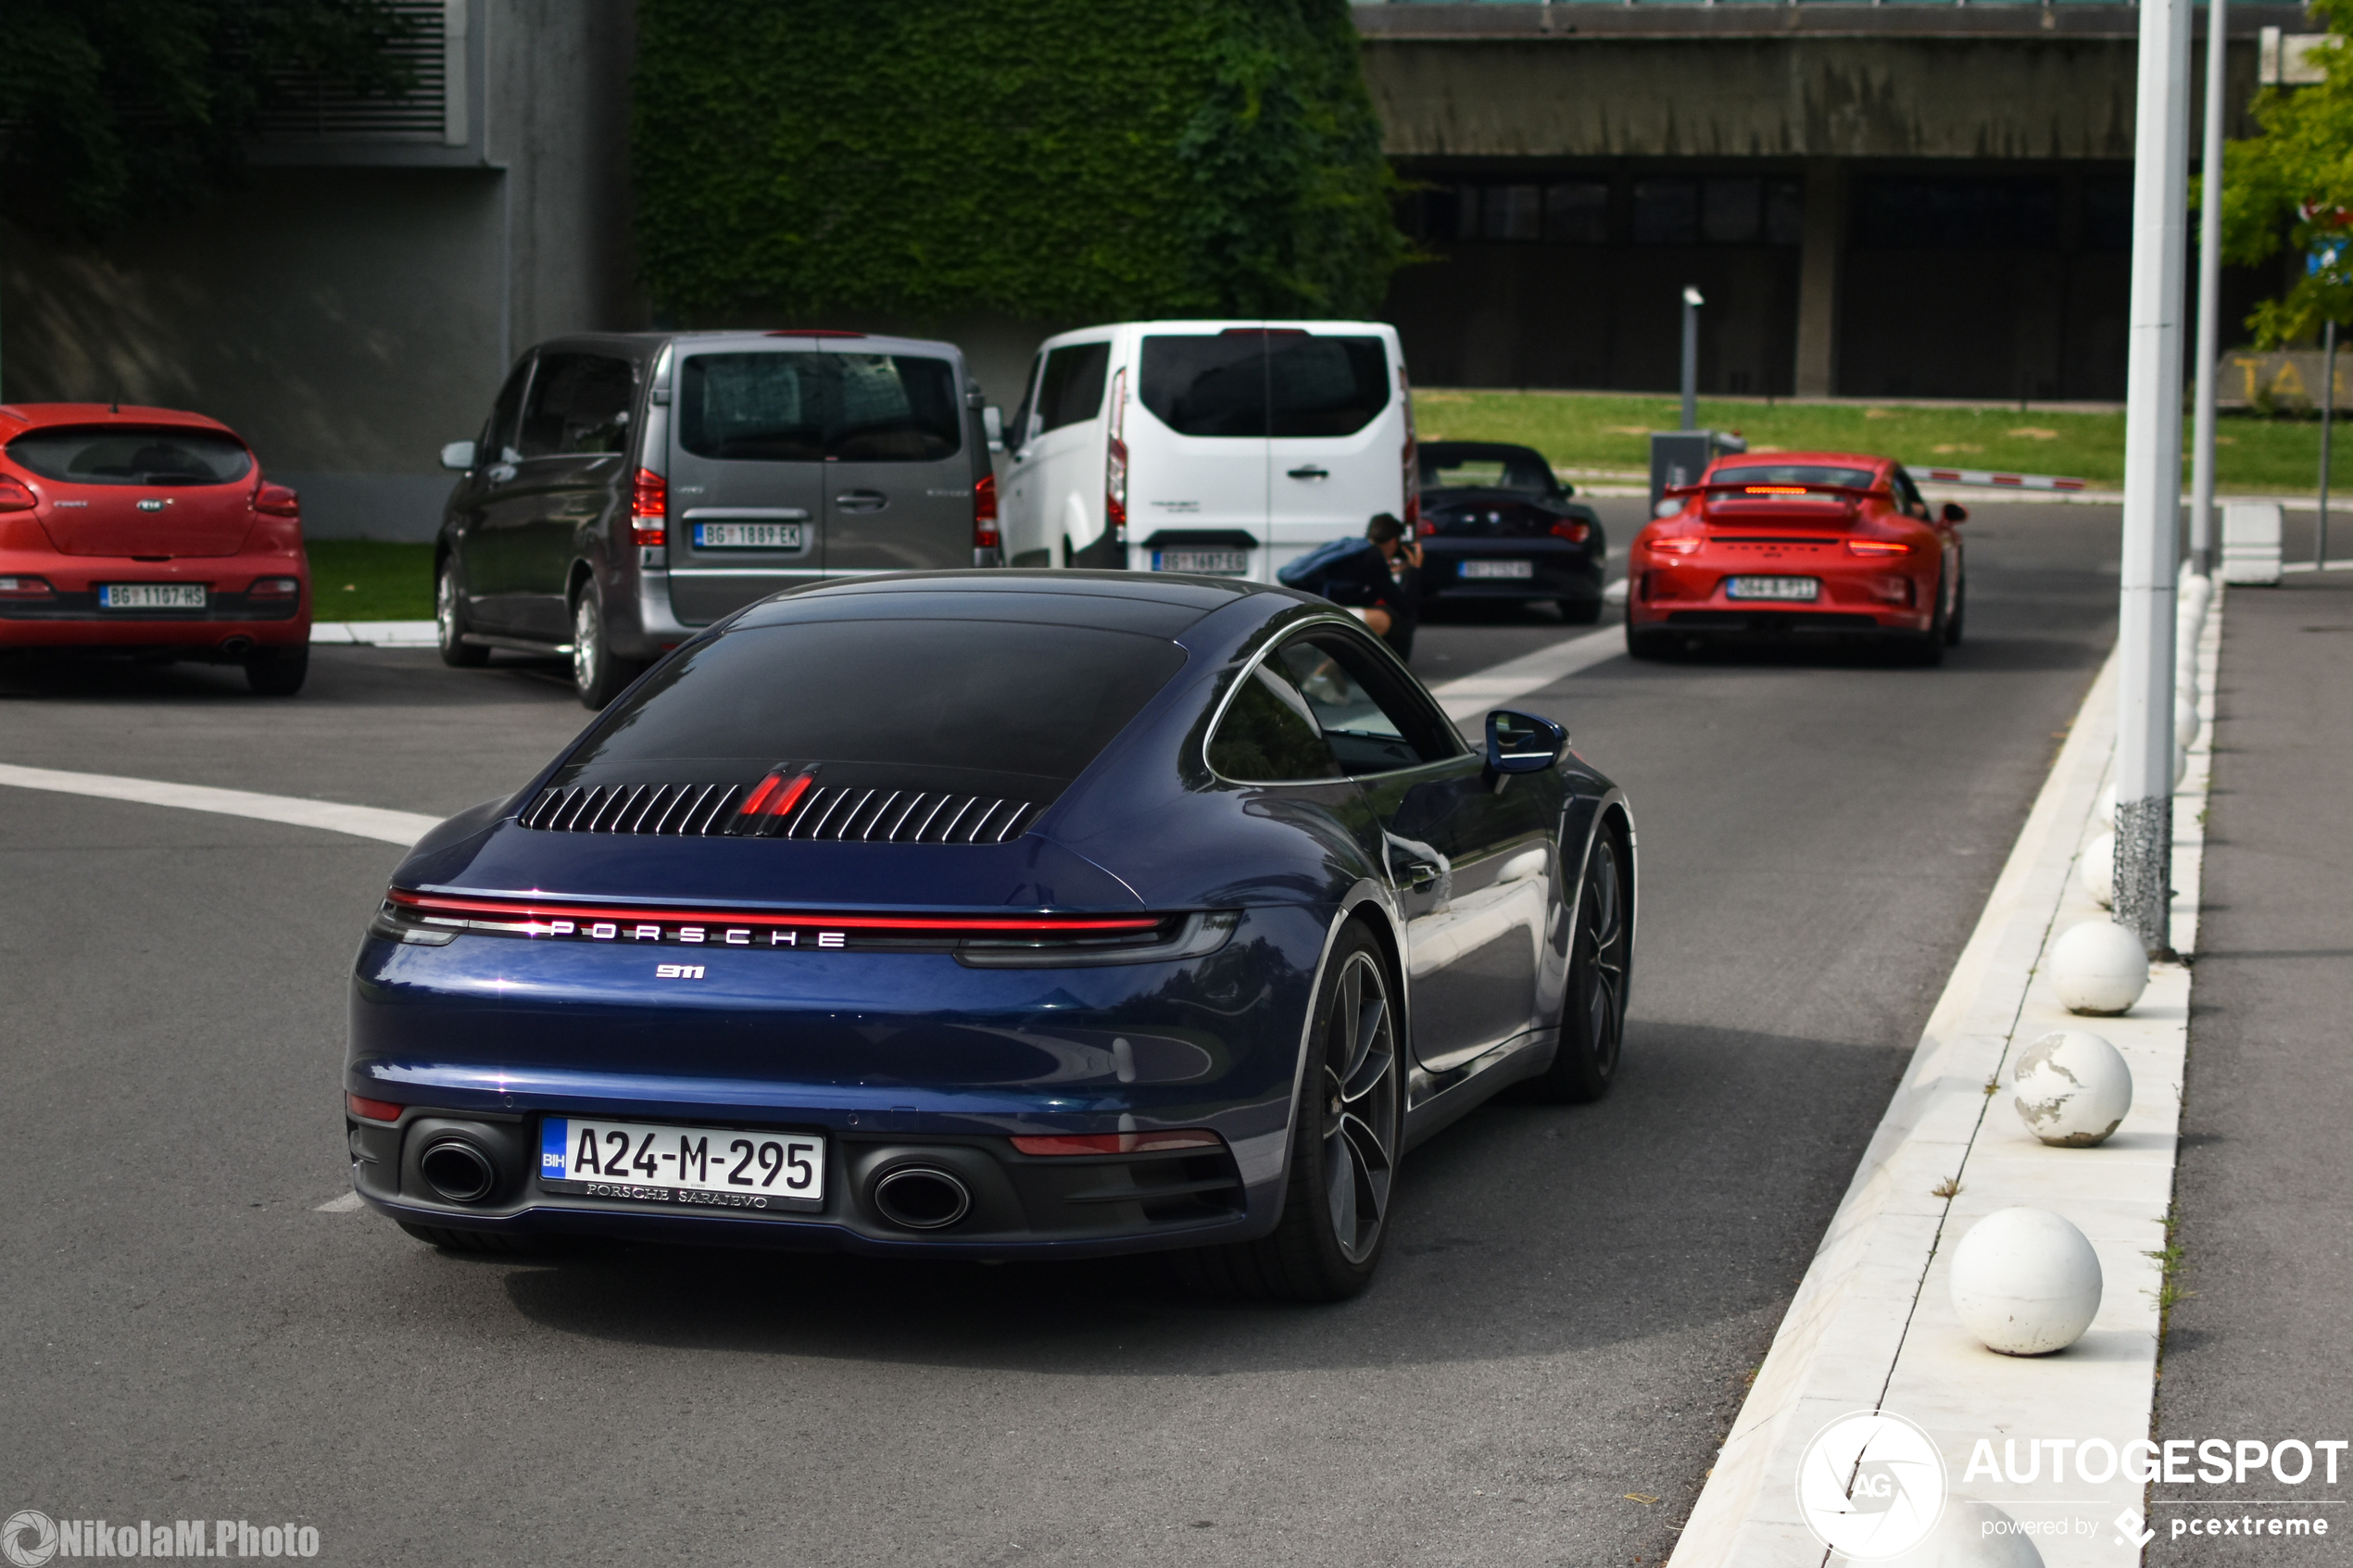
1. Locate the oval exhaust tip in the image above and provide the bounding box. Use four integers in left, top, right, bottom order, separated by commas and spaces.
419, 1139, 497, 1204
872, 1166, 971, 1230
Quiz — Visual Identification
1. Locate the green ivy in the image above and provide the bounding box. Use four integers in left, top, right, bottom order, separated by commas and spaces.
632, 0, 1403, 321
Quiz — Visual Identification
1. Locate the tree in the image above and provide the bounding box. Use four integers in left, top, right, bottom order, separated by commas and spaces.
632, 0, 1405, 323
2214, 0, 2353, 345
0, 0, 419, 240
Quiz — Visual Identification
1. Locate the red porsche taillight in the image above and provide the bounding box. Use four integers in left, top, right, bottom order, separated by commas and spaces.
1649, 536, 1702, 557
632, 468, 667, 549
0, 478, 36, 512
0, 576, 55, 598
254, 483, 300, 518
1010, 1130, 1223, 1157
1104, 368, 1128, 546
1550, 519, 1591, 544
974, 471, 1000, 553
1845, 539, 1910, 557
346, 1093, 404, 1123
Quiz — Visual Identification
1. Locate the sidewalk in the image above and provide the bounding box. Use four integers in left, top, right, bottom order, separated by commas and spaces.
2148, 568, 2353, 1561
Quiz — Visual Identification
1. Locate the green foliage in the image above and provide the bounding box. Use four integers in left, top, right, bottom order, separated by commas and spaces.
0, 0, 419, 240
632, 0, 1403, 322
306, 540, 433, 621
2210, 0, 2353, 345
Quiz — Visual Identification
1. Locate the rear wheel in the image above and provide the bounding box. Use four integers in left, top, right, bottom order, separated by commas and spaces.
570, 582, 637, 709
1944, 571, 1967, 646
1177, 924, 1402, 1302
1898, 571, 1948, 666
244, 645, 308, 696
436, 558, 488, 668
1559, 595, 1604, 626
1527, 829, 1629, 1103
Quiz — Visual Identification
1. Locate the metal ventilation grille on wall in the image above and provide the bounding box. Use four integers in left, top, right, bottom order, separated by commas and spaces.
519, 783, 1038, 844
256, 0, 468, 148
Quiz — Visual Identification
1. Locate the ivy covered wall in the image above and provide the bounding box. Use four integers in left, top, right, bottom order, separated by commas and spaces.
631, 0, 1403, 325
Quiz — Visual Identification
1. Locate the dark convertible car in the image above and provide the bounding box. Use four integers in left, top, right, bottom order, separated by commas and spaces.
1417, 441, 1608, 622
346, 572, 1637, 1299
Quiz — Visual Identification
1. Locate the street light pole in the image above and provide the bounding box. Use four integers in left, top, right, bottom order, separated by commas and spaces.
2188, 0, 2229, 578
1680, 286, 1703, 432
2114, 0, 2195, 959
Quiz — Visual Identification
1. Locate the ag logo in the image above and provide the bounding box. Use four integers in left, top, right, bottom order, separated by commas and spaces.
1794, 1411, 1947, 1560
2, 1511, 57, 1568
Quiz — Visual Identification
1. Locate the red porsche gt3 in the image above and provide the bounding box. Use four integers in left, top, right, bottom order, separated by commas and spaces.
0, 404, 311, 694
1627, 450, 1966, 666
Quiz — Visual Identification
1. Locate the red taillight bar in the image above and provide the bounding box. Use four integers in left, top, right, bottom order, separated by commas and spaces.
1011, 1130, 1223, 1157
631, 468, 667, 549
974, 471, 1000, 554
385, 887, 1164, 937
347, 1092, 404, 1123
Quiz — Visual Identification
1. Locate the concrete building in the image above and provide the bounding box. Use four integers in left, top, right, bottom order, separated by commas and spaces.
0, 0, 637, 540
1361, 1, 2303, 400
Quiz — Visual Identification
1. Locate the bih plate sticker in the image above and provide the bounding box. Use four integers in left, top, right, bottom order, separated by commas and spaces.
539, 1116, 824, 1211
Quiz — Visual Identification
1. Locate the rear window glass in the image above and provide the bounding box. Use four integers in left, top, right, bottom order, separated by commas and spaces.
8, 426, 252, 486
1139, 332, 1390, 440
565, 619, 1188, 801
1423, 449, 1555, 495
677, 352, 962, 463
1711, 464, 1879, 492
1268, 334, 1388, 438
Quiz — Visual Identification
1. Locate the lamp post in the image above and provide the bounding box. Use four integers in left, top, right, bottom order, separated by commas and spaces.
1680, 286, 1703, 432
2113, 0, 2194, 959
2187, 0, 2228, 579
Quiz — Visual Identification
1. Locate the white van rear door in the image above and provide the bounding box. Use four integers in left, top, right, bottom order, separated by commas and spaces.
1127, 328, 1271, 579
1264, 329, 1403, 580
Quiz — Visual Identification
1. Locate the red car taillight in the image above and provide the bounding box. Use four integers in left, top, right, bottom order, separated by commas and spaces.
1648, 536, 1702, 557
1104, 367, 1128, 546
734, 768, 818, 833
1010, 1130, 1223, 1157
1846, 539, 1909, 557
1551, 519, 1591, 544
0, 478, 35, 511
632, 468, 667, 549
346, 1093, 404, 1123
0, 576, 55, 598
974, 471, 1000, 553
254, 483, 300, 518
248, 576, 300, 597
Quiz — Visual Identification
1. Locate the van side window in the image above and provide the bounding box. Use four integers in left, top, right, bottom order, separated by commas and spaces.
518, 353, 635, 458
1269, 336, 1389, 438
1010, 353, 1042, 447
1036, 343, 1110, 434
483, 358, 534, 463
1140, 333, 1267, 437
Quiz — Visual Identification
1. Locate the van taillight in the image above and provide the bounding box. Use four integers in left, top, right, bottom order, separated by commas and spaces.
631, 468, 667, 549
974, 472, 1000, 553
1105, 367, 1129, 546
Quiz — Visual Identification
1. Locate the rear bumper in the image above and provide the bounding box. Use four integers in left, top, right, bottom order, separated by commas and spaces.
1418, 544, 1601, 603
1628, 558, 1931, 633
0, 551, 308, 649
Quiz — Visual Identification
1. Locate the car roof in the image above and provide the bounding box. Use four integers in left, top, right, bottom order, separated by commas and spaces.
533, 330, 967, 363
0, 404, 242, 439
727, 570, 1289, 639
1708, 450, 1893, 474
1421, 441, 1548, 464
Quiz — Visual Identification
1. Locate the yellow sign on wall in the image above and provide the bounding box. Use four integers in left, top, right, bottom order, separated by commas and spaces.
2218, 351, 2351, 410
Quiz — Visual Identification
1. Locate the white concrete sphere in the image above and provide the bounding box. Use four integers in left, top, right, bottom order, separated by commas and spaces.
2175, 699, 2200, 751
2012, 1029, 2133, 1147
2079, 831, 2116, 908
2094, 782, 2116, 828
2049, 919, 2147, 1015
1949, 1207, 2104, 1356
2175, 744, 2190, 789
1882, 1499, 2047, 1567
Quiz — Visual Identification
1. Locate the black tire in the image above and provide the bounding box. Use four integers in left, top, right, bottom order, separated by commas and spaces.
1526, 827, 1630, 1103
1627, 625, 1679, 660
244, 645, 308, 696
435, 557, 488, 668
1944, 572, 1967, 646
570, 580, 635, 710
1558, 594, 1605, 626
1898, 571, 1949, 667
396, 1221, 551, 1254
1176, 923, 1403, 1302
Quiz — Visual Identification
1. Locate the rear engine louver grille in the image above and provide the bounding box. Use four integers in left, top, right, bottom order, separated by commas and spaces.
518, 782, 1036, 844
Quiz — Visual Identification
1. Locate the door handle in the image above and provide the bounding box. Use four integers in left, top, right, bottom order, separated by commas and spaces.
834, 489, 887, 511
1286, 465, 1329, 481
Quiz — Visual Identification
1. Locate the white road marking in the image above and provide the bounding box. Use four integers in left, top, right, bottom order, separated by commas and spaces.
313, 1192, 365, 1213
0, 763, 441, 846
1428, 626, 1624, 721
310, 620, 439, 646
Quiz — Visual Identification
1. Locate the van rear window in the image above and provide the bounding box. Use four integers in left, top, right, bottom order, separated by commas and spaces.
677, 352, 962, 463
1140, 332, 1390, 439
7, 426, 253, 486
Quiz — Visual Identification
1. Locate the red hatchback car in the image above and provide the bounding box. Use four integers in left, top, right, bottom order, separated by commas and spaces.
0, 404, 310, 694
1627, 450, 1966, 666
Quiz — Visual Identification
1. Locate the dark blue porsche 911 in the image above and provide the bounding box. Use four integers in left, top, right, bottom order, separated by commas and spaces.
346, 571, 1637, 1299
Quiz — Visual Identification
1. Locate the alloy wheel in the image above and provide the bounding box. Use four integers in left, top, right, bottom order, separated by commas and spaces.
1321, 949, 1399, 1264
572, 594, 599, 695
1578, 837, 1628, 1082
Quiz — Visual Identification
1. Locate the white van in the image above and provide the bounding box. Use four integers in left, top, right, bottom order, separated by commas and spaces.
998, 320, 1416, 583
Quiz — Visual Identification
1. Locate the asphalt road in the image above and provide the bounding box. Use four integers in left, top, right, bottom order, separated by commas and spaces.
0, 504, 2124, 1568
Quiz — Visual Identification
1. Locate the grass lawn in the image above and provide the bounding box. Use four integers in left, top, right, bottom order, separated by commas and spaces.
306, 540, 434, 621
1415, 390, 2337, 494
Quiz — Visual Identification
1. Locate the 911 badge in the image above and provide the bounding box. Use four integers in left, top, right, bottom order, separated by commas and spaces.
655, 963, 706, 979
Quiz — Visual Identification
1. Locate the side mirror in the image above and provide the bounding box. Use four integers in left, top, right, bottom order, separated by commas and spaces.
1486, 709, 1567, 775
983, 406, 1004, 452
440, 440, 476, 472
1942, 502, 1969, 523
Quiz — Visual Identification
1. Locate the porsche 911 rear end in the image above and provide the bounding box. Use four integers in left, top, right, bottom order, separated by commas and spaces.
344, 581, 1325, 1259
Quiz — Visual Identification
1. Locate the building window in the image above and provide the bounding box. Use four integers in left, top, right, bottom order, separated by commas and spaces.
1632, 180, 1699, 245
1848, 177, 2062, 250
1544, 182, 1609, 244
